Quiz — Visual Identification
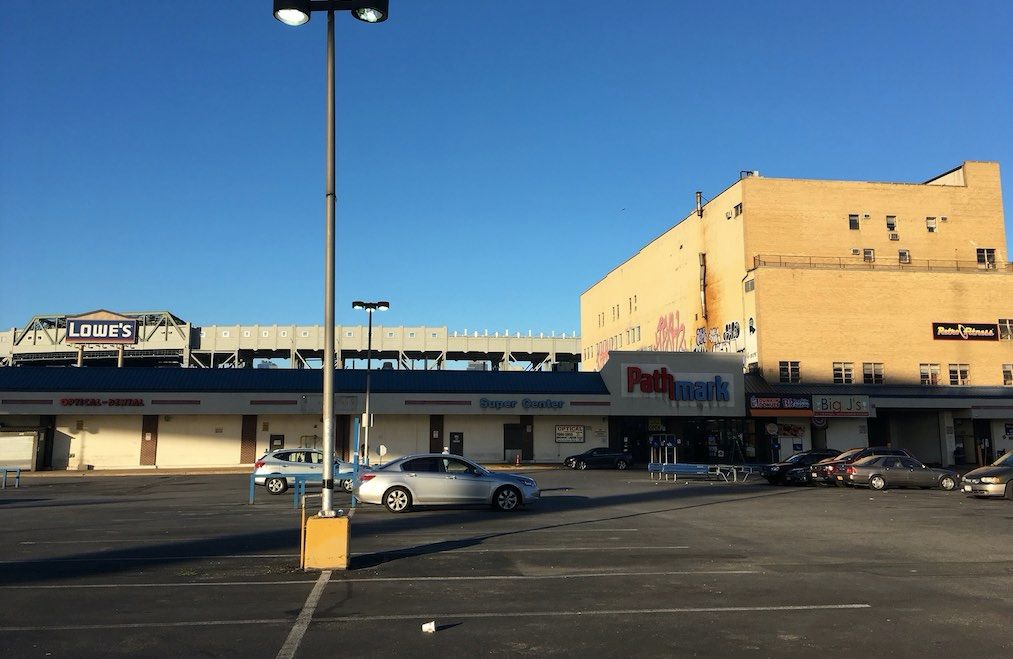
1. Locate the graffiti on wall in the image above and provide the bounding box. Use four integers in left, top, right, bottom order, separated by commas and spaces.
654, 310, 688, 352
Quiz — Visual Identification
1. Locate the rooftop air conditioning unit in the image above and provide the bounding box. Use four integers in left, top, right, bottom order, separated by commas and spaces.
888, 232, 899, 241
851, 248, 862, 256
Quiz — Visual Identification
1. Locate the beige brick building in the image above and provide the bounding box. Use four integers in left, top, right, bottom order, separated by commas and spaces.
581, 161, 1013, 465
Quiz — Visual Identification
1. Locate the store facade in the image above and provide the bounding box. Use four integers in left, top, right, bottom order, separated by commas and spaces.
0, 351, 745, 470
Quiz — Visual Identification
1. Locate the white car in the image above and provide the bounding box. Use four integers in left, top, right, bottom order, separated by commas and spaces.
357, 453, 540, 513
253, 448, 356, 494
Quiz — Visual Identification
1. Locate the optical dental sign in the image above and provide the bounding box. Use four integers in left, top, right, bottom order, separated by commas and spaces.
625, 366, 731, 402
65, 310, 138, 345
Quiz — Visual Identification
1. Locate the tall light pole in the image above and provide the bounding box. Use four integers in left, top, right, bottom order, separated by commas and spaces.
352, 300, 389, 465
273, 0, 388, 517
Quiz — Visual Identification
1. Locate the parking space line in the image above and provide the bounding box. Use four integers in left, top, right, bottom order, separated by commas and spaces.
276, 570, 330, 659
350, 545, 688, 555
0, 554, 297, 564
0, 570, 759, 590
2, 580, 320, 589
0, 604, 872, 633
311, 603, 873, 622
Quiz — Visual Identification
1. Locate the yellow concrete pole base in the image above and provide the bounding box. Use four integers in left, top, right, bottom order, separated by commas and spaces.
302, 515, 350, 570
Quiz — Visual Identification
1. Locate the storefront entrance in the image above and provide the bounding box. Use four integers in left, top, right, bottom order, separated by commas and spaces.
609, 417, 770, 464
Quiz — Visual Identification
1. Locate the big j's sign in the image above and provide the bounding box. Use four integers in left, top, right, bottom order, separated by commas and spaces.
65, 310, 138, 344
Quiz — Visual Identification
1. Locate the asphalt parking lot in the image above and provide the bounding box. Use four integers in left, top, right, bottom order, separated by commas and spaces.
1, 469, 1010, 657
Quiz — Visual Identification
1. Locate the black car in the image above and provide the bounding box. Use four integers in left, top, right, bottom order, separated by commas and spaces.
761, 449, 841, 485
564, 447, 634, 470
810, 446, 916, 486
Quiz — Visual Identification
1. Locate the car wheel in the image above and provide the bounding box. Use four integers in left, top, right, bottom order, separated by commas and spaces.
493, 486, 521, 511
578, 461, 588, 470
939, 476, 956, 491
342, 479, 353, 493
383, 487, 412, 513
616, 460, 628, 470
1005, 482, 1013, 501
870, 475, 886, 491
265, 477, 288, 495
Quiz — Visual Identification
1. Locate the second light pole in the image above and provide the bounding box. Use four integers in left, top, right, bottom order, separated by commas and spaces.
352, 300, 389, 465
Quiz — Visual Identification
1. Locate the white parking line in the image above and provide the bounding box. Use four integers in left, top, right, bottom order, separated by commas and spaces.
0, 604, 871, 632
1, 570, 759, 590
0, 554, 297, 564
351, 545, 689, 555
275, 570, 330, 659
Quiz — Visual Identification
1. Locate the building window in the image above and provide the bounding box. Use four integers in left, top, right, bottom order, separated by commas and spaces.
408, 332, 416, 338
849, 214, 860, 230
262, 331, 269, 338
300, 330, 309, 338
999, 319, 1013, 340
976, 248, 996, 269
926, 217, 937, 232
280, 330, 288, 338
886, 215, 896, 231
898, 249, 911, 264
243, 330, 251, 338
920, 363, 940, 386
779, 361, 800, 383
1003, 364, 1013, 386
833, 362, 854, 384
431, 332, 438, 338
633, 295, 637, 311
387, 331, 395, 338
744, 279, 755, 292
948, 363, 970, 385
221, 330, 230, 338
863, 362, 884, 384
863, 249, 875, 263
733, 203, 743, 217
345, 331, 353, 337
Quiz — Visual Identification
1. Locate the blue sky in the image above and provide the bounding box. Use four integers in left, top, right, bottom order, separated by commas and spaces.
2, 0, 1011, 335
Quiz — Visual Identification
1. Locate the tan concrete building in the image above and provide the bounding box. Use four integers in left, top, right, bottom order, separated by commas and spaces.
581, 162, 1013, 465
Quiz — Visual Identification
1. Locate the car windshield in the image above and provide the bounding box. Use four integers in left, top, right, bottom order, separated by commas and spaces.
991, 452, 1013, 467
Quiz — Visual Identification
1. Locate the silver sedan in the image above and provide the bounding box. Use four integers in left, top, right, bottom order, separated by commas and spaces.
253, 448, 356, 494
357, 453, 540, 513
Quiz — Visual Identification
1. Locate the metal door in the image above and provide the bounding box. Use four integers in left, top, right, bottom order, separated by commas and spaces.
901, 458, 933, 486
503, 424, 523, 463
270, 435, 285, 451
439, 457, 489, 502
400, 457, 443, 503
449, 432, 464, 456
140, 415, 158, 466
882, 457, 910, 485
240, 415, 258, 463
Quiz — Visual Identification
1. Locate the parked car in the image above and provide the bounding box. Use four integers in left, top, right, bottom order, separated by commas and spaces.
564, 447, 634, 470
811, 447, 916, 486
253, 449, 356, 495
961, 452, 1013, 499
761, 449, 841, 485
357, 453, 540, 513
845, 455, 959, 491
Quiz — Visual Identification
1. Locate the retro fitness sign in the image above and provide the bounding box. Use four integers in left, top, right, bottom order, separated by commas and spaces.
625, 366, 731, 402
932, 322, 998, 341
65, 310, 138, 344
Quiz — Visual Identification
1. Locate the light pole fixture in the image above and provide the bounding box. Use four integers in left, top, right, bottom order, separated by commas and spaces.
352, 300, 389, 466
273, 0, 388, 518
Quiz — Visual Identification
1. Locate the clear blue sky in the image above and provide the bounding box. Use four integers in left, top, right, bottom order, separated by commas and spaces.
2, 0, 1011, 335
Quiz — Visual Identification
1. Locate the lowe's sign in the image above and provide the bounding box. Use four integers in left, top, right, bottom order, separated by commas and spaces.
66, 319, 138, 344
625, 366, 731, 402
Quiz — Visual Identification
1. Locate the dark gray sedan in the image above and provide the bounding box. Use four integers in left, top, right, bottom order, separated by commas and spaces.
845, 455, 958, 491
